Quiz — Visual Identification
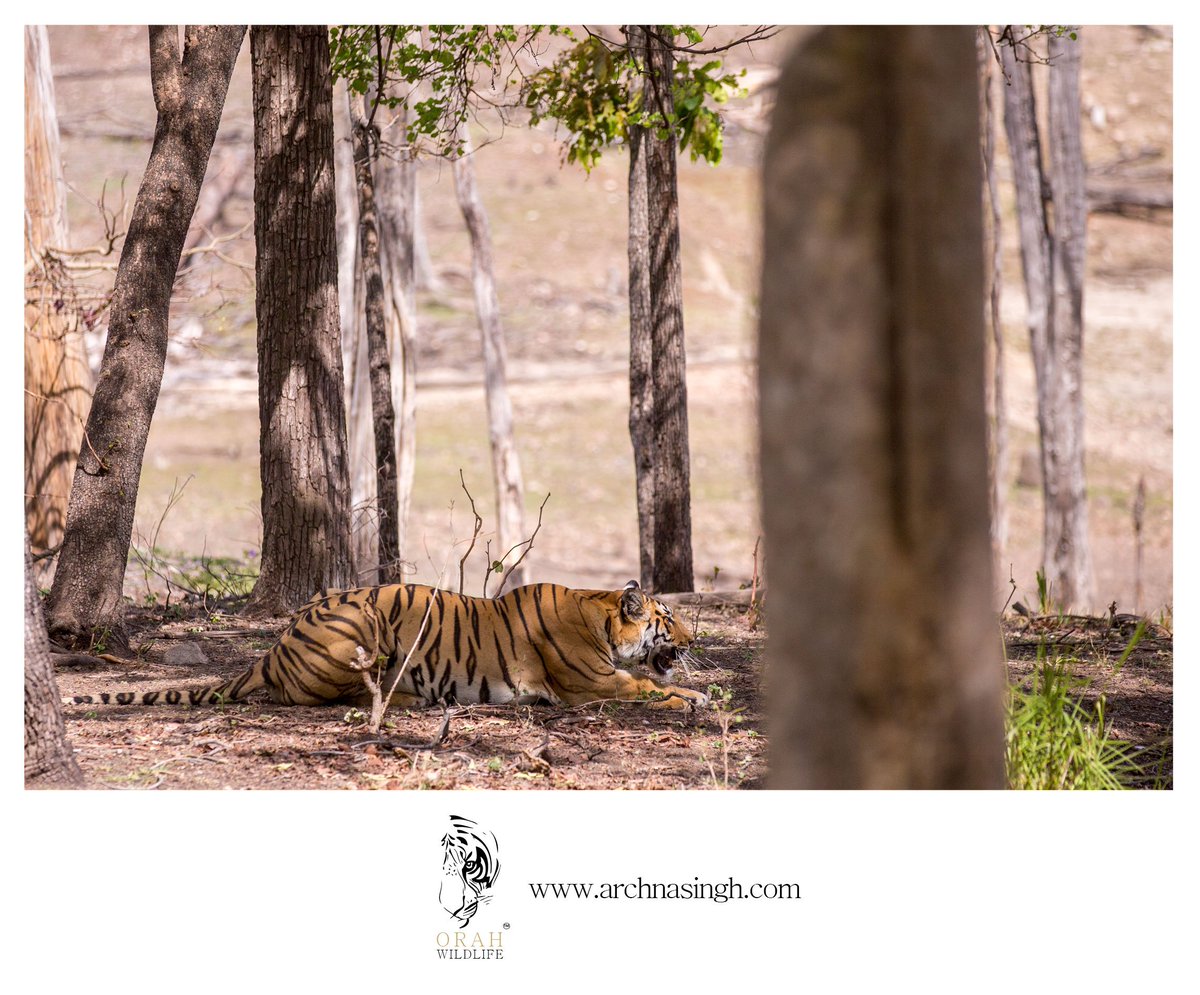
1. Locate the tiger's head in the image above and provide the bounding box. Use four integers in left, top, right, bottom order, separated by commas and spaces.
611, 580, 693, 677
439, 816, 501, 928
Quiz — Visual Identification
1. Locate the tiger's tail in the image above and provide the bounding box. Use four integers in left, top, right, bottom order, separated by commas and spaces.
64, 659, 268, 707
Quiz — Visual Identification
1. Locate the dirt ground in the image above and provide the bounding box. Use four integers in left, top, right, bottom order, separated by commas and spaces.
39, 27, 1173, 789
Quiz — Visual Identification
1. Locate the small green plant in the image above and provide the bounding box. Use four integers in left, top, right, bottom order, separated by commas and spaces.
91, 627, 112, 654
342, 708, 369, 726
1005, 647, 1138, 790
1035, 568, 1053, 615
487, 756, 504, 773
1111, 620, 1147, 675
699, 684, 745, 788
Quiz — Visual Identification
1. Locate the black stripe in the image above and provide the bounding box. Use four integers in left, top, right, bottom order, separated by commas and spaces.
479, 675, 491, 703
496, 597, 518, 652
533, 590, 608, 679
469, 600, 481, 644
491, 632, 516, 690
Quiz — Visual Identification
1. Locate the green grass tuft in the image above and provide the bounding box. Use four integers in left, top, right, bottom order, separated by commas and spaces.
1006, 647, 1140, 790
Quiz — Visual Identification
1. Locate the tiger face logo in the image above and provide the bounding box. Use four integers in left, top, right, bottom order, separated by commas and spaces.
440, 815, 501, 927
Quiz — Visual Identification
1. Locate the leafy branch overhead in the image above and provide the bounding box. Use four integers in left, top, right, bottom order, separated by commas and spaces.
329, 25, 569, 156
525, 27, 748, 170
327, 24, 755, 168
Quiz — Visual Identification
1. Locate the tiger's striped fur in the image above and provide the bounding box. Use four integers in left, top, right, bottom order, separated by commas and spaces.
65, 581, 708, 711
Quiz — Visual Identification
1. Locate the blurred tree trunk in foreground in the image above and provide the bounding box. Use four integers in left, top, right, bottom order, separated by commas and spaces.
1000, 27, 1094, 610
25, 532, 83, 787
761, 26, 1005, 789
45, 25, 245, 647
247, 25, 354, 613
24, 25, 92, 580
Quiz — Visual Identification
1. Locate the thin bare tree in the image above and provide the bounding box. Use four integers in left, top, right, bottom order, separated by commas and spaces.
24, 25, 93, 576
979, 30, 1009, 572
1000, 27, 1095, 609
333, 83, 380, 581
375, 99, 419, 575
452, 122, 527, 584
347, 87, 402, 583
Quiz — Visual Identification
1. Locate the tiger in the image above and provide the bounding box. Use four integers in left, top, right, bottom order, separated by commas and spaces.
64, 580, 709, 711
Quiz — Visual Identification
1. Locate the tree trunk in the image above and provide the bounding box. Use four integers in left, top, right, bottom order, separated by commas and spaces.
24, 26, 93, 580
452, 123, 527, 588
1045, 30, 1093, 610
1001, 29, 1094, 610
376, 100, 418, 574
333, 83, 379, 581
45, 25, 245, 647
644, 26, 694, 594
25, 531, 83, 787
979, 31, 1009, 572
247, 26, 354, 614
626, 24, 655, 591
760, 26, 1004, 789
346, 88, 402, 583
412, 183, 442, 292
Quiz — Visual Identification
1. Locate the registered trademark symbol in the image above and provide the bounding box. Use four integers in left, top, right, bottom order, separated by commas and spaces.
503, 922, 510, 929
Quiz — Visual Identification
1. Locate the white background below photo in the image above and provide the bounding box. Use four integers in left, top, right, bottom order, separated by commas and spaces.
13, 789, 1196, 988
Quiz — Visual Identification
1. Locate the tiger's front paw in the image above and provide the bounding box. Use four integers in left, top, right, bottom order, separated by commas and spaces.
650, 686, 710, 710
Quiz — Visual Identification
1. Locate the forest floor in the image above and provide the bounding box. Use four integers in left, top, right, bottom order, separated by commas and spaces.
55, 600, 1172, 790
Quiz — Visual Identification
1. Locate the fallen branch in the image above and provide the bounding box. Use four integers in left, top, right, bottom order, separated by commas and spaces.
657, 589, 764, 609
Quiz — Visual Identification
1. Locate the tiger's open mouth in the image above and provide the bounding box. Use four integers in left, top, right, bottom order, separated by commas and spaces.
647, 643, 678, 676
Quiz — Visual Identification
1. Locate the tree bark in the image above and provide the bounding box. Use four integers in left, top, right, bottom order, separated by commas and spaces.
452, 123, 527, 588
247, 26, 354, 613
333, 83, 379, 581
979, 31, 1009, 572
625, 24, 655, 591
376, 100, 418, 575
761, 26, 1004, 789
45, 25, 245, 647
24, 25, 93, 580
1001, 29, 1095, 610
25, 531, 83, 787
644, 26, 694, 594
347, 88, 402, 583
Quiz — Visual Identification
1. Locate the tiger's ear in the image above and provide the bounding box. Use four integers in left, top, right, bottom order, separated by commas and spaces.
620, 580, 647, 621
